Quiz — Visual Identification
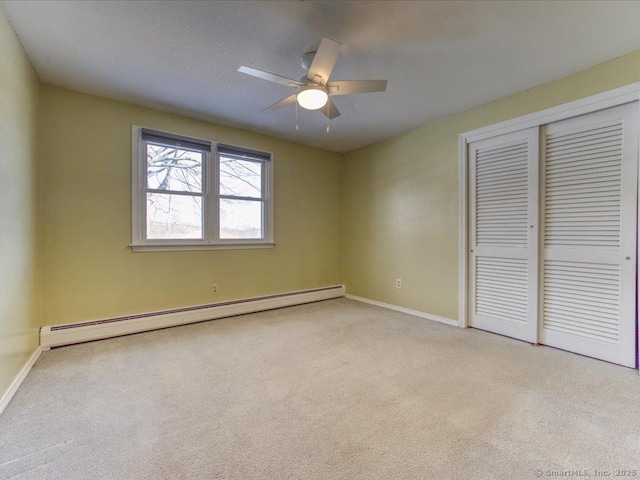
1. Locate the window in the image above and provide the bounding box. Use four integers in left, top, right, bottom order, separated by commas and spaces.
132, 127, 273, 251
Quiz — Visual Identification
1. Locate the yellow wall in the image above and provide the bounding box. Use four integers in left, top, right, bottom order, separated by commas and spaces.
0, 12, 41, 394
343, 49, 640, 320
40, 86, 343, 326
5, 0, 640, 395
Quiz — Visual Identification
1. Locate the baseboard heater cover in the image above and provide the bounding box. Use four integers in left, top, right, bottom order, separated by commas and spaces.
41, 285, 345, 348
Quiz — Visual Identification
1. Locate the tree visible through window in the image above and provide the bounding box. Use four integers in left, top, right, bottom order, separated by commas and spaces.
219, 153, 264, 239
132, 127, 273, 250
146, 143, 204, 239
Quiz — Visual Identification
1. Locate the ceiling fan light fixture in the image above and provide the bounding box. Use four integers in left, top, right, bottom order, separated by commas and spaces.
297, 85, 328, 110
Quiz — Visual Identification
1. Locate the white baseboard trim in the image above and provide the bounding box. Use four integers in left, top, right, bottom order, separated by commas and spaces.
345, 294, 459, 327
41, 285, 345, 349
0, 346, 42, 416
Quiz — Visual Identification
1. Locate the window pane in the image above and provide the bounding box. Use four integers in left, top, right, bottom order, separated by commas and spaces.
219, 157, 262, 198
220, 199, 263, 239
147, 193, 203, 239
147, 143, 203, 193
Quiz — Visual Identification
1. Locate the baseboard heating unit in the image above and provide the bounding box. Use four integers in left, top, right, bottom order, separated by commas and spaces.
40, 285, 345, 349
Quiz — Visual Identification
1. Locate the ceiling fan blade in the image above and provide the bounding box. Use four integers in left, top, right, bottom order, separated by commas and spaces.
307, 36, 342, 85
238, 66, 302, 87
263, 93, 298, 112
327, 80, 387, 96
320, 98, 341, 119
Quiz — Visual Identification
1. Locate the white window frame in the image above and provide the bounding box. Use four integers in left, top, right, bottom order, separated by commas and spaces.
131, 126, 274, 252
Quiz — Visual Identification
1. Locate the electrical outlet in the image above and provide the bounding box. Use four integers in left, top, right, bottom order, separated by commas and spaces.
211, 284, 218, 295
396, 278, 402, 289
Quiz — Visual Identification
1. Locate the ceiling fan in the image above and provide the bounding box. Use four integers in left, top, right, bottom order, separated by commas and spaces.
238, 36, 387, 120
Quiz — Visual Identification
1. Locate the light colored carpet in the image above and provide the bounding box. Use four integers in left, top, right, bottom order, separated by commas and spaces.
1, 298, 640, 479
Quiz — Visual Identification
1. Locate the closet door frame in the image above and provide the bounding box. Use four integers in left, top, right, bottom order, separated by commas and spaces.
459, 81, 640, 371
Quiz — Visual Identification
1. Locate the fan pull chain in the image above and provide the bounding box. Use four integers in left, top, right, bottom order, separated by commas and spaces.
326, 103, 330, 134
295, 100, 299, 132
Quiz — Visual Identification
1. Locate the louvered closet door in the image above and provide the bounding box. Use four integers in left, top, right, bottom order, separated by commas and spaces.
470, 128, 539, 342
542, 102, 638, 367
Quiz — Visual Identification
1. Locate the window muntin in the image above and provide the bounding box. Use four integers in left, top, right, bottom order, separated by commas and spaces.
132, 127, 273, 250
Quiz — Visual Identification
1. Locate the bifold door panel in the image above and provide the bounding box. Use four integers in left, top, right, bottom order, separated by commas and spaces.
469, 128, 539, 343
541, 103, 638, 367
468, 102, 638, 367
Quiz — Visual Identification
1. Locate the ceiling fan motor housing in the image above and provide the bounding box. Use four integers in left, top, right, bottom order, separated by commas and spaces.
301, 51, 316, 71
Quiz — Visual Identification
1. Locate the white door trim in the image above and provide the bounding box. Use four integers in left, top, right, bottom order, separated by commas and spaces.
458, 82, 640, 369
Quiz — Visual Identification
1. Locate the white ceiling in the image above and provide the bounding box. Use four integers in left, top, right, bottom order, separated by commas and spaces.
3, 0, 640, 153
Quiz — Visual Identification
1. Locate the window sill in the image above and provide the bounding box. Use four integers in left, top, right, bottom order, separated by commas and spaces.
130, 242, 275, 252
